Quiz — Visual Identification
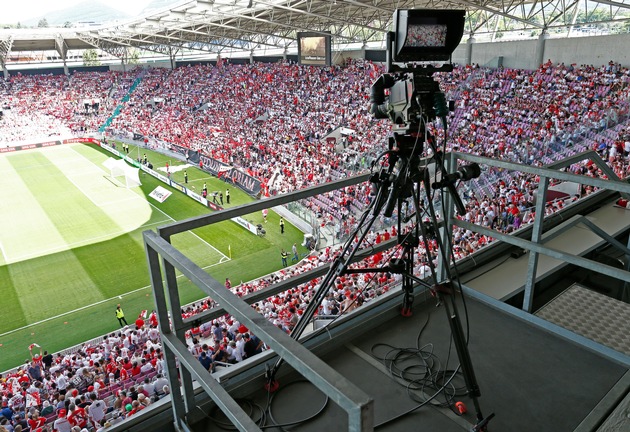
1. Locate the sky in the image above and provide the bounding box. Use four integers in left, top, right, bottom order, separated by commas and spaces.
2, 0, 154, 23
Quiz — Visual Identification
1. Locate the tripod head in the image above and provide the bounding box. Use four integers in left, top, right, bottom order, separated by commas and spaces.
369, 64, 451, 219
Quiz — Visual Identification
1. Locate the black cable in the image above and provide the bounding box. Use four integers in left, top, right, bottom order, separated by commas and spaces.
264, 379, 329, 430
202, 110, 479, 431
200, 380, 328, 431
370, 112, 485, 429
198, 398, 265, 430
370, 312, 468, 429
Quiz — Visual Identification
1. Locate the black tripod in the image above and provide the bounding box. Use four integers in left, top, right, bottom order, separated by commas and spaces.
265, 129, 493, 430
265, 61, 492, 428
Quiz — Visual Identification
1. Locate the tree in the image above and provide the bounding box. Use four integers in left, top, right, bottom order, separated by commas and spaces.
63, 21, 72, 28
83, 49, 101, 66
16, 22, 22, 29
37, 18, 48, 28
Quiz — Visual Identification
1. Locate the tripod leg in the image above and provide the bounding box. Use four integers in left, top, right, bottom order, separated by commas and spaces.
435, 283, 493, 431
400, 247, 414, 317
401, 280, 414, 316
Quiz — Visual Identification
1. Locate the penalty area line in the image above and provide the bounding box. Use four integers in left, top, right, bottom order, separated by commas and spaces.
0, 285, 150, 339
4, 218, 173, 264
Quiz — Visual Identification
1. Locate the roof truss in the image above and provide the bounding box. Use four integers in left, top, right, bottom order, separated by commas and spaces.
3, 0, 630, 64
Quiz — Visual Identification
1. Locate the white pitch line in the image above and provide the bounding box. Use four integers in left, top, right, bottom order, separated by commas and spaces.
91, 196, 142, 208
0, 146, 231, 334
144, 200, 230, 262
62, 167, 103, 208
196, 175, 217, 182
0, 240, 7, 263
0, 258, 227, 339
188, 231, 230, 261
63, 169, 100, 176
6, 218, 172, 264
63, 146, 229, 263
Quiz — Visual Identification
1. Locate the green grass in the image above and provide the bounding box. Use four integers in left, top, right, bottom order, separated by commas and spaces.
0, 142, 306, 371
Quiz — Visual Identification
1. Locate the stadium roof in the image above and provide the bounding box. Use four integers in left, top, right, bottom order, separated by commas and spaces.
1, 0, 630, 64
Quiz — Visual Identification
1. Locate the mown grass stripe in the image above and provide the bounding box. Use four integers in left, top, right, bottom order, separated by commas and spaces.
6, 250, 106, 326
7, 149, 127, 314
0, 151, 69, 264
0, 265, 28, 332
72, 232, 151, 299
13, 150, 115, 244
0, 143, 306, 372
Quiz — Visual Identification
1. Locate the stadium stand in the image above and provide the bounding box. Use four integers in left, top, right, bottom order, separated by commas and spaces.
2, 58, 630, 430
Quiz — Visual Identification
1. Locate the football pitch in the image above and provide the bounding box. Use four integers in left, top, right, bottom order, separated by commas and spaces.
0, 143, 304, 371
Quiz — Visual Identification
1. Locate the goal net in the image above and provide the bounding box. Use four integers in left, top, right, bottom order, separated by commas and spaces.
103, 157, 142, 188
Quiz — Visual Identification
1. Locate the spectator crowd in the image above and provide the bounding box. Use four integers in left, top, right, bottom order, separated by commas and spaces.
0, 319, 170, 432
3, 58, 630, 431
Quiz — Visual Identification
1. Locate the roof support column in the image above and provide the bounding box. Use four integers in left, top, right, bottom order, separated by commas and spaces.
466, 35, 475, 66
536, 30, 549, 68
169, 48, 177, 69
55, 34, 69, 75
120, 47, 129, 72
0, 36, 13, 80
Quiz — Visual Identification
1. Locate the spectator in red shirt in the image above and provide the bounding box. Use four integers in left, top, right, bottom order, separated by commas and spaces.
135, 314, 145, 329
131, 362, 142, 377
67, 403, 89, 429
27, 410, 46, 430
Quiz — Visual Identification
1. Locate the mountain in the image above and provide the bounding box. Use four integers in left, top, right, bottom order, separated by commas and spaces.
23, 1, 133, 27
140, 0, 181, 15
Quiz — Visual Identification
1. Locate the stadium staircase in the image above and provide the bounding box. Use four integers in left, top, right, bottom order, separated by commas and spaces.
99, 71, 146, 132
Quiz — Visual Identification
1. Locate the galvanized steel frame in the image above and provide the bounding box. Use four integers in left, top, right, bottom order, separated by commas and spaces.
7, 1, 630, 62
143, 174, 374, 432
438, 150, 630, 367
143, 150, 630, 429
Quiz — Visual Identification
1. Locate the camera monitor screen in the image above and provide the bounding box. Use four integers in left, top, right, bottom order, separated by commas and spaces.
298, 32, 332, 66
405, 24, 448, 48
392, 9, 465, 63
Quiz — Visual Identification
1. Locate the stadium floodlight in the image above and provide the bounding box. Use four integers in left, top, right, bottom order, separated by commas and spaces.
103, 157, 142, 189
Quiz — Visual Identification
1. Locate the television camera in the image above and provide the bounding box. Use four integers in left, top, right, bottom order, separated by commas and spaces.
370, 9, 465, 139
364, 10, 492, 430
369, 9, 479, 217
268, 10, 492, 431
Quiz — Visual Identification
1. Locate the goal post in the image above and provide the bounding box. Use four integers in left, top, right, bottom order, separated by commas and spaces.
123, 164, 141, 188
103, 157, 142, 188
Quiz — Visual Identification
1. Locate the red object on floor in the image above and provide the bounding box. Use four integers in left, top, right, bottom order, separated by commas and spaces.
264, 380, 280, 392
455, 401, 467, 414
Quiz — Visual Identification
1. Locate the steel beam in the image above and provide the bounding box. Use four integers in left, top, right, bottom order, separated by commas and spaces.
455, 220, 630, 285
145, 244, 188, 429
161, 333, 262, 431
180, 238, 397, 331
522, 174, 549, 312
591, 0, 630, 10
455, 152, 630, 195
157, 173, 370, 237
0, 36, 13, 80
461, 284, 630, 367
144, 230, 374, 431
545, 149, 630, 200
